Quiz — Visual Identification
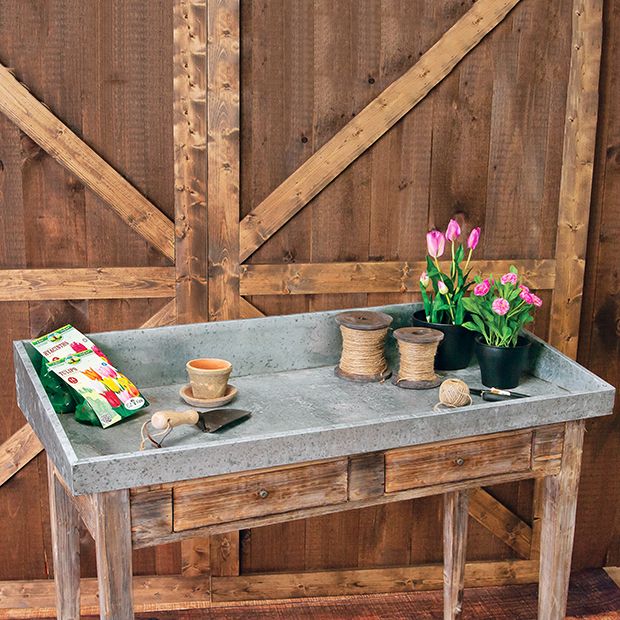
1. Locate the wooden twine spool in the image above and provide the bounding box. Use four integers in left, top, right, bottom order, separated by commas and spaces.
392, 327, 444, 389
335, 311, 393, 382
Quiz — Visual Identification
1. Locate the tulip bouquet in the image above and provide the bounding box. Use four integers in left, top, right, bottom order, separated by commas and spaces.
420, 219, 481, 325
461, 266, 542, 347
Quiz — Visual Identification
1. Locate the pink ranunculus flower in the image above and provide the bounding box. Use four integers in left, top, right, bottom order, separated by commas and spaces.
519, 284, 530, 294
520, 290, 534, 304
420, 271, 429, 288
530, 294, 543, 307
500, 272, 518, 285
467, 227, 481, 250
473, 279, 490, 296
426, 230, 446, 258
438, 280, 448, 295
445, 218, 461, 242
492, 297, 510, 316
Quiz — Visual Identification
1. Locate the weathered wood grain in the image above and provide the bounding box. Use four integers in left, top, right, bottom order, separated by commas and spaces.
93, 489, 133, 619
130, 485, 173, 547
468, 489, 532, 559
207, 0, 240, 321
140, 299, 177, 329
0, 424, 42, 488
210, 533, 240, 578
0, 64, 175, 260
0, 267, 174, 301
532, 424, 565, 472
348, 452, 385, 501
240, 259, 556, 296
385, 430, 533, 492
173, 459, 348, 531
238, 0, 521, 261
211, 559, 538, 602
444, 490, 469, 620
549, 0, 603, 357
174, 0, 208, 323
238, 297, 265, 319
47, 460, 80, 620
538, 420, 586, 620
0, 574, 211, 618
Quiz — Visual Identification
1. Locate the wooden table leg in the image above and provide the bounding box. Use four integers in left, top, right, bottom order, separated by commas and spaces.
47, 459, 81, 620
443, 489, 469, 620
93, 489, 134, 620
538, 420, 585, 620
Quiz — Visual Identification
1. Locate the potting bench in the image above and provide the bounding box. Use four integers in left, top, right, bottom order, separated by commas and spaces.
13, 303, 614, 619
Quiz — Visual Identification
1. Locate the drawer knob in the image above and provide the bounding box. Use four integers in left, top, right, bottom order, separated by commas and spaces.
258, 488, 269, 499
455, 457, 465, 466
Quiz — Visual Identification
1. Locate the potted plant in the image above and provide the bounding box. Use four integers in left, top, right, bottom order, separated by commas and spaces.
412, 219, 481, 370
461, 266, 543, 389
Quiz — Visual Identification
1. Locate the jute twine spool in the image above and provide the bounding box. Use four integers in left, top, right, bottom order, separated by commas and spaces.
335, 311, 393, 382
434, 378, 473, 411
392, 327, 444, 389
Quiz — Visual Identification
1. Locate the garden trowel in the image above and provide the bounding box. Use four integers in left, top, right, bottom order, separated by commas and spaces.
150, 408, 251, 433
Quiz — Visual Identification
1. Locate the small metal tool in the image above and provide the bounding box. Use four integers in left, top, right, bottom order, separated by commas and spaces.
470, 387, 529, 402
151, 408, 251, 433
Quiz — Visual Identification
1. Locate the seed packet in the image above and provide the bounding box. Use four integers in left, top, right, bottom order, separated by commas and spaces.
31, 324, 110, 364
47, 350, 148, 428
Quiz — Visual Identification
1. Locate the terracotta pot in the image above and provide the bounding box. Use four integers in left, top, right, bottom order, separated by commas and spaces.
186, 358, 232, 399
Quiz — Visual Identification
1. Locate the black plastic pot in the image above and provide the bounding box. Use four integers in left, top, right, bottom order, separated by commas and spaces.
474, 336, 531, 389
411, 310, 475, 370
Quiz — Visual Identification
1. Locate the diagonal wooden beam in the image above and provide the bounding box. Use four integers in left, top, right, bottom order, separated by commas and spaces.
238, 297, 265, 319
238, 0, 522, 262
140, 299, 177, 329
468, 489, 532, 559
0, 424, 43, 488
240, 259, 556, 296
0, 64, 175, 261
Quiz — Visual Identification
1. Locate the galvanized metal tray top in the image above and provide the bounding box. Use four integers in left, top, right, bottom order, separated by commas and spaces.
14, 303, 615, 495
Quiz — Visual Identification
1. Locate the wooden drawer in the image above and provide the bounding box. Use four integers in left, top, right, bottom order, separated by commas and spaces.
173, 459, 348, 531
385, 430, 533, 493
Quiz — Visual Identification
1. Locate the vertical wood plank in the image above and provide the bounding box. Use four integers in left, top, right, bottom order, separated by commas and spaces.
549, 0, 603, 357
444, 490, 469, 620
538, 420, 586, 620
47, 460, 80, 620
174, 0, 208, 323
93, 489, 134, 620
207, 0, 240, 321
210, 532, 240, 577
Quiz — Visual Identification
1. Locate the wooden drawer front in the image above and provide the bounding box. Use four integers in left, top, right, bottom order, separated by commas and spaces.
385, 431, 533, 493
173, 460, 348, 531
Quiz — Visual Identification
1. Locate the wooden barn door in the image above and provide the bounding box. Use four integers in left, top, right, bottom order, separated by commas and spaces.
0, 0, 603, 614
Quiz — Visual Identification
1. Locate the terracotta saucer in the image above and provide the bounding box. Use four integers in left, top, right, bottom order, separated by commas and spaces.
179, 384, 238, 408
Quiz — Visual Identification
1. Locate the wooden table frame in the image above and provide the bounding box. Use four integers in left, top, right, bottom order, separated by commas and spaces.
48, 419, 584, 620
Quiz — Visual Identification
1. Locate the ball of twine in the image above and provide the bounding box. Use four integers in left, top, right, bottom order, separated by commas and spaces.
434, 378, 472, 411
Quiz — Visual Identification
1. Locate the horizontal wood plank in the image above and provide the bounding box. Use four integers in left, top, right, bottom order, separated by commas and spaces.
0, 65, 175, 260
238, 0, 521, 261
240, 260, 556, 295
173, 459, 348, 531
0, 267, 175, 300
385, 430, 532, 493
0, 424, 43, 488
211, 560, 539, 602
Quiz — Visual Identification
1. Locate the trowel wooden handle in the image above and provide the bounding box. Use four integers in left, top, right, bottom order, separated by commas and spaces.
151, 409, 199, 430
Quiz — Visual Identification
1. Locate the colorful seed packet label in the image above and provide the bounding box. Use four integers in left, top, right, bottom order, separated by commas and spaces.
48, 350, 147, 428
31, 324, 109, 363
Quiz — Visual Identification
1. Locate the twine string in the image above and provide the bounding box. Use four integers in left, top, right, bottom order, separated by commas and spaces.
339, 325, 389, 377
396, 340, 439, 383
433, 378, 473, 411
139, 420, 172, 450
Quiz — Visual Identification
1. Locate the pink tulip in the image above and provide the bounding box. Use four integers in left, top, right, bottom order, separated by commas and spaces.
467, 227, 481, 250
492, 297, 510, 316
426, 230, 445, 258
473, 279, 490, 296
500, 272, 518, 285
438, 280, 448, 295
530, 294, 543, 307
445, 219, 461, 242
519, 284, 530, 294
419, 271, 429, 288
520, 290, 534, 304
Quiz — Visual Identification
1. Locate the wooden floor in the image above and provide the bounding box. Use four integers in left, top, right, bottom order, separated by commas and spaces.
37, 569, 620, 619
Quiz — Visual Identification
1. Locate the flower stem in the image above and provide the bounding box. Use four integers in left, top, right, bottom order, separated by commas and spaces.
464, 248, 472, 273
